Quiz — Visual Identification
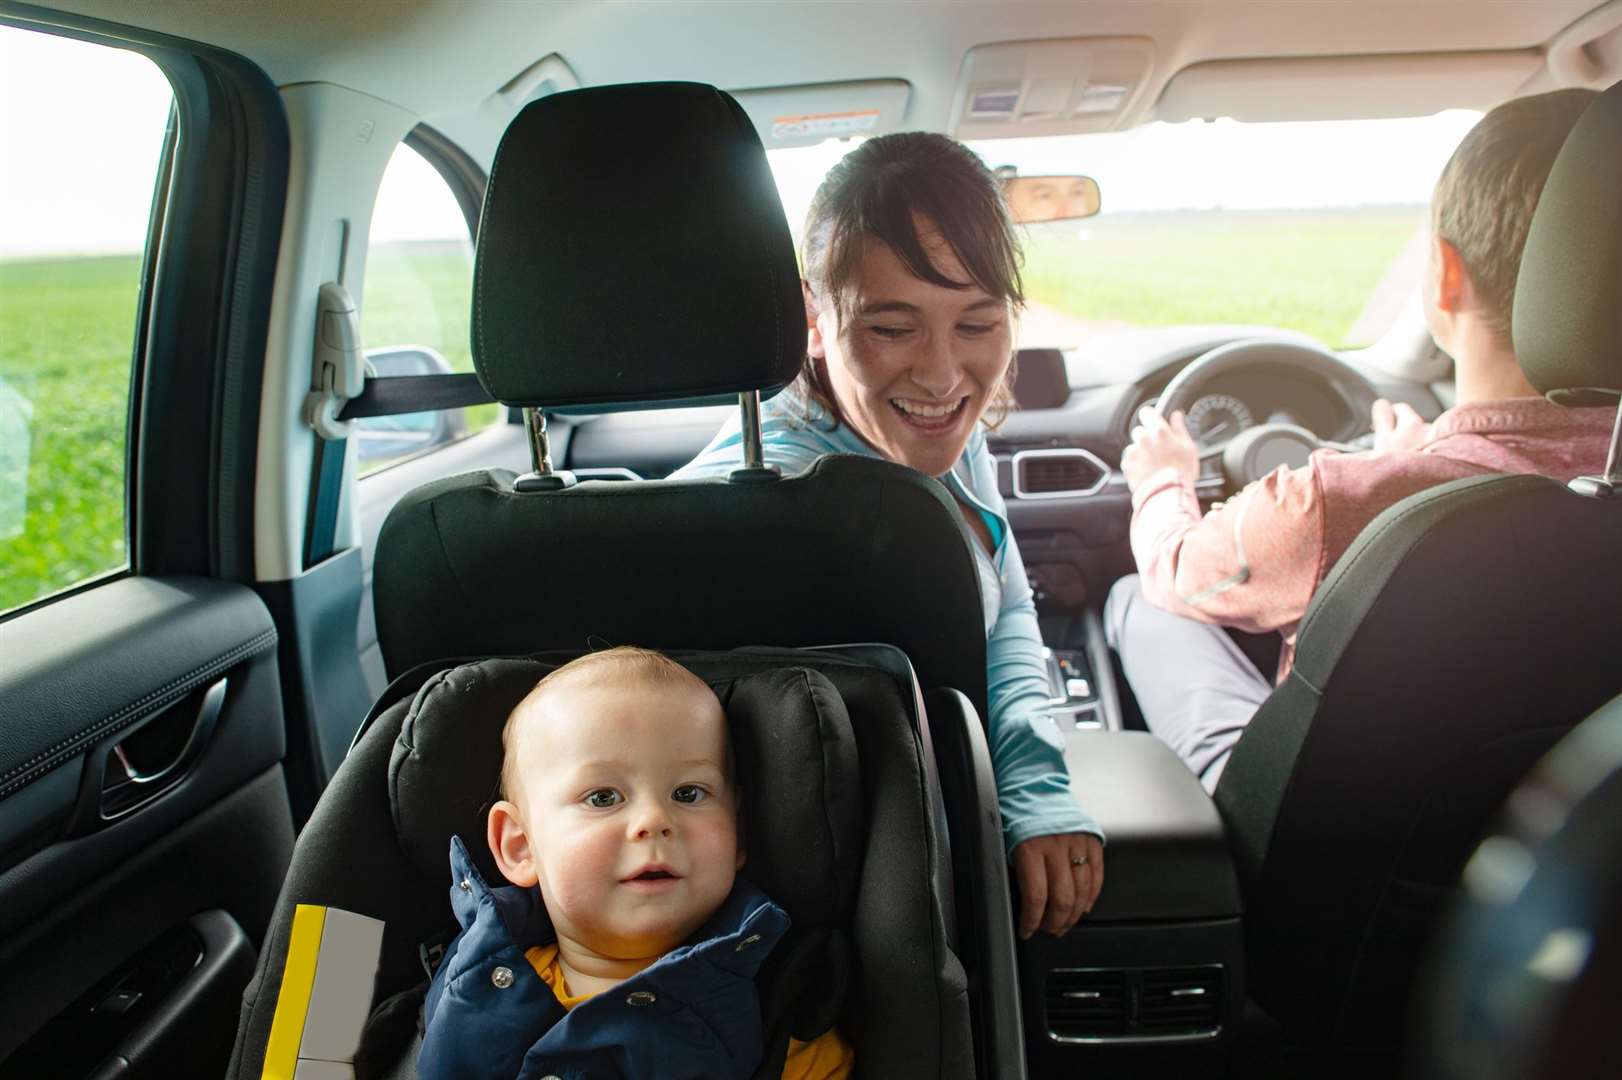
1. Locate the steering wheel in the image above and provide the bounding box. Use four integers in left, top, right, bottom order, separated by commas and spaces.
1156, 338, 1378, 498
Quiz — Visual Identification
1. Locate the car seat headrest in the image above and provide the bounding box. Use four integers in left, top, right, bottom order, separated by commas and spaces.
389, 658, 864, 931
471, 82, 805, 410
1514, 79, 1622, 406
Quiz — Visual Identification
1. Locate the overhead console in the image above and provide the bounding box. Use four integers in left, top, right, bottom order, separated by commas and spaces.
948, 36, 1157, 140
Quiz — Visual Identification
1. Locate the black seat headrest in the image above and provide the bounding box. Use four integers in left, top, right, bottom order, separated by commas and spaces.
472, 82, 804, 409
388, 658, 863, 930
1514, 79, 1622, 406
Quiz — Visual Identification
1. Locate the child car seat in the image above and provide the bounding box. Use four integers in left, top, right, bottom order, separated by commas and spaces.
227, 647, 1002, 1079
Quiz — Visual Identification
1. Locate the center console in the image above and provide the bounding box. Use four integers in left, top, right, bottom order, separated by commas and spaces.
1022, 615, 1245, 1074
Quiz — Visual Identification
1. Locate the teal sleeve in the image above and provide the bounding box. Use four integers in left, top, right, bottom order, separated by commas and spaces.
986, 529, 1105, 856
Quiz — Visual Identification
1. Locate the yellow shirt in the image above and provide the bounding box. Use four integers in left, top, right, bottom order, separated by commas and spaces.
526, 945, 855, 1080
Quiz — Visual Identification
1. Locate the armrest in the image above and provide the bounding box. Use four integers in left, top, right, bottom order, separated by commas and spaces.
1067, 731, 1241, 921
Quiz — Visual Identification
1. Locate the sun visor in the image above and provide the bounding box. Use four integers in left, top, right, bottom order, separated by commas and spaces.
730, 79, 911, 150
1156, 51, 1543, 123
948, 37, 1156, 141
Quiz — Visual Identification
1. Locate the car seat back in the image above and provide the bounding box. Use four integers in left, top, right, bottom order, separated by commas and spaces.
1216, 473, 1622, 1044
371, 79, 993, 725
228, 648, 976, 1079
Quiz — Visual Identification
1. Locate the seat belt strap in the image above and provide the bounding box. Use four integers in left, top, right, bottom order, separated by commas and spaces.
336, 373, 493, 420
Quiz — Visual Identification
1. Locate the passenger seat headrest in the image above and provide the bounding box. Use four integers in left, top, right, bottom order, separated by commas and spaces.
1513, 79, 1622, 406
389, 658, 864, 930
472, 82, 805, 410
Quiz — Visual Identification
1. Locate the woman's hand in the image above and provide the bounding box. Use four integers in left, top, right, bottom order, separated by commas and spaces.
1012, 832, 1105, 939
1121, 406, 1199, 494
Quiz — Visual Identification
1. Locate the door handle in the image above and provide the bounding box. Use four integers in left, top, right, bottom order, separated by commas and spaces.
99, 677, 228, 819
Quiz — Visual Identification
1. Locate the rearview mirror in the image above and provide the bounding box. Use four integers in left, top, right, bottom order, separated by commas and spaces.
1001, 174, 1101, 224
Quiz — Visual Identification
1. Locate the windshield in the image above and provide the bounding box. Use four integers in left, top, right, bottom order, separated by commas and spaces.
768, 112, 1481, 350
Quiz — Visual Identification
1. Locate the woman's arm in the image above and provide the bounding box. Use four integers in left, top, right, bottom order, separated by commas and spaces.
986, 534, 1103, 850
989, 531, 1107, 935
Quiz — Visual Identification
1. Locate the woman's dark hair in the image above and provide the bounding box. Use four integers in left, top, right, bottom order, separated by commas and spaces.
794, 132, 1024, 429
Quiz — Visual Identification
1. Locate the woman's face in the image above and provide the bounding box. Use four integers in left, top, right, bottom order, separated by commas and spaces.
809, 217, 1014, 478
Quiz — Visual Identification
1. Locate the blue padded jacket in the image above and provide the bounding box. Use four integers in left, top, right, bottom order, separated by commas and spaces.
420, 837, 790, 1080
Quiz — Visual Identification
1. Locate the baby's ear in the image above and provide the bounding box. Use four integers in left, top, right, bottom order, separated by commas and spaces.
487, 800, 539, 887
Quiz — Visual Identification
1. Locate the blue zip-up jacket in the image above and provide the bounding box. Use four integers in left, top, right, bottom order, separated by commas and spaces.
672, 394, 1103, 853
420, 837, 792, 1080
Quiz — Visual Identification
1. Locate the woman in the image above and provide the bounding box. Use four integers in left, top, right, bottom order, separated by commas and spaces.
674, 132, 1104, 938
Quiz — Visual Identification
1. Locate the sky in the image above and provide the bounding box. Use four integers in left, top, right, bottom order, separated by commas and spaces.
2, 23, 1480, 258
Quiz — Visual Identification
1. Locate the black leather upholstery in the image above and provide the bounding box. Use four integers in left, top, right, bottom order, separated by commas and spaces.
227, 651, 974, 1080
472, 82, 803, 409
1513, 79, 1622, 405
1216, 475, 1622, 1043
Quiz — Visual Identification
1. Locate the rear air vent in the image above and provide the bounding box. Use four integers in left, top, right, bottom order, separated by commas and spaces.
1012, 448, 1109, 498
1139, 966, 1224, 1033
1045, 966, 1225, 1044
1045, 968, 1128, 1038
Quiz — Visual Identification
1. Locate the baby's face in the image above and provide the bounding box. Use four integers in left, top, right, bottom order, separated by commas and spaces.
506, 678, 742, 959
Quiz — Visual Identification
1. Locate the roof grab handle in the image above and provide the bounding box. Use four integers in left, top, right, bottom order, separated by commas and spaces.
1547, 0, 1622, 87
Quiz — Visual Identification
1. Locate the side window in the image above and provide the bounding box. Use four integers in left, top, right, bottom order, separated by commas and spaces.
358, 140, 495, 475
0, 26, 173, 613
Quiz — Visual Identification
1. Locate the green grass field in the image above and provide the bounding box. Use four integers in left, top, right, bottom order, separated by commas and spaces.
0, 241, 488, 611
1023, 206, 1423, 346
1, 255, 136, 612
0, 212, 1420, 611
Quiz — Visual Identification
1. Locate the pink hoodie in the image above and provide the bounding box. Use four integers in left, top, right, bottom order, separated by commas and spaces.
1129, 397, 1616, 681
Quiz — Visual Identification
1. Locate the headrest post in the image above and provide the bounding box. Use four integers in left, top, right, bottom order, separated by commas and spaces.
1568, 400, 1622, 498
728, 390, 781, 484
739, 390, 765, 470
524, 406, 555, 475
514, 407, 577, 492
1605, 402, 1622, 483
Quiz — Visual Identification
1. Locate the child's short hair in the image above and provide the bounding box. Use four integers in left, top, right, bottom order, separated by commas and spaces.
1431, 89, 1596, 345
499, 647, 719, 801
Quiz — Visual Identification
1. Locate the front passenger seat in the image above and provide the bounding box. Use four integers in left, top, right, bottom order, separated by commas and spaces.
1211, 79, 1622, 1050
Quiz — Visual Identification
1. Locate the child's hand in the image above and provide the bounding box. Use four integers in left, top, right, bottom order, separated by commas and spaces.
1371, 398, 1432, 454
1012, 832, 1105, 939
1122, 406, 1200, 493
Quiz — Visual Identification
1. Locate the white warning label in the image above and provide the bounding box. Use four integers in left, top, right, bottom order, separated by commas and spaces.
771, 109, 881, 140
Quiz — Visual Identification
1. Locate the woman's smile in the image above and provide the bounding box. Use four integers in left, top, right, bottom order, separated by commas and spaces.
891, 394, 969, 431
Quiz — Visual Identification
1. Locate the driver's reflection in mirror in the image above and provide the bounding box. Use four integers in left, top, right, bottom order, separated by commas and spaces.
1001, 175, 1101, 224
1104, 90, 1615, 794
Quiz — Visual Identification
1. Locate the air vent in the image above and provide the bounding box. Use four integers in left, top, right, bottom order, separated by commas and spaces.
1013, 448, 1108, 498
1046, 965, 1225, 1044
1045, 968, 1128, 1039
1139, 966, 1223, 1034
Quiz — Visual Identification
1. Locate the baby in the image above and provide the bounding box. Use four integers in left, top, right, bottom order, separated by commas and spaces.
419, 647, 852, 1079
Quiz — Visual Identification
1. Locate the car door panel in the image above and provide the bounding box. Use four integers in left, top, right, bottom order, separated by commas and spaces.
0, 576, 293, 1071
